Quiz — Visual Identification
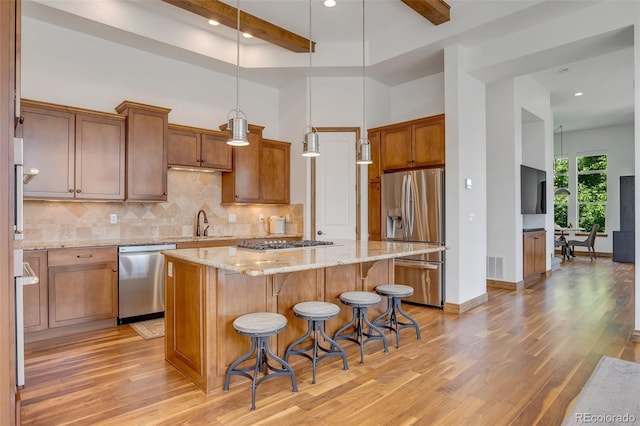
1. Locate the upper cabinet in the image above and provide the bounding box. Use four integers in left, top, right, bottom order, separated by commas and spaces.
260, 139, 290, 204
116, 101, 171, 202
379, 114, 445, 171
221, 124, 291, 204
168, 124, 232, 171
22, 100, 125, 200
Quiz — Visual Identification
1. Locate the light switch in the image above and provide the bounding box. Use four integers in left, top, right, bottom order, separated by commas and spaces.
465, 178, 472, 190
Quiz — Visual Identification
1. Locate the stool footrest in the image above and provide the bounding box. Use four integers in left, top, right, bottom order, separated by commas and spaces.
334, 306, 388, 364
372, 296, 421, 348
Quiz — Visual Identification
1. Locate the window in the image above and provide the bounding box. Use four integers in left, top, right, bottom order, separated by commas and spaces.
577, 153, 606, 232
553, 156, 569, 227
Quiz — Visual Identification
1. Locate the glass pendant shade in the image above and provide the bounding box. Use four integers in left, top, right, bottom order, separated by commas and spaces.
227, 115, 249, 146
554, 187, 570, 196
356, 137, 372, 164
302, 129, 320, 157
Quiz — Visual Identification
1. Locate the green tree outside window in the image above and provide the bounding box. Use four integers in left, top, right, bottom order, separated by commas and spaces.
553, 156, 569, 227
577, 154, 606, 232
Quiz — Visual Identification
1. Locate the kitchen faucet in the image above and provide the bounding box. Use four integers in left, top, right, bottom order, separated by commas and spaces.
196, 209, 209, 237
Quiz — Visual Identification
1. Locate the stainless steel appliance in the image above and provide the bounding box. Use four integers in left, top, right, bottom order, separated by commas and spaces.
382, 168, 445, 307
13, 137, 39, 387
118, 243, 176, 324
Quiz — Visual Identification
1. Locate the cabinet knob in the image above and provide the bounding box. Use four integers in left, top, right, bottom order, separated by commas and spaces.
76, 189, 81, 193
68, 189, 74, 193
163, 192, 167, 196
112, 267, 117, 272
201, 159, 206, 163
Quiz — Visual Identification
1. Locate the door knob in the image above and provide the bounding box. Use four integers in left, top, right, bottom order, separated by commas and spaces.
317, 230, 324, 236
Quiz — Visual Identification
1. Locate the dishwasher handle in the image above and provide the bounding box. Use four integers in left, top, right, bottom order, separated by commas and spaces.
118, 244, 176, 254
395, 260, 440, 270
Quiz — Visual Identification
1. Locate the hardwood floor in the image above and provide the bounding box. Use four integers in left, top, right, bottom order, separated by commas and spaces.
21, 257, 639, 425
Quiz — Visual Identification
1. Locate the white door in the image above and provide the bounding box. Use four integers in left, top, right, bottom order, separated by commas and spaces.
316, 131, 356, 240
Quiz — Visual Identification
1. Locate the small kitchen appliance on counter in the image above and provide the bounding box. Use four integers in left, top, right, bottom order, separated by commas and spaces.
268, 216, 286, 234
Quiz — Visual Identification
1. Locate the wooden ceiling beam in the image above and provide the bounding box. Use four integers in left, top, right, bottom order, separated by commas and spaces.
401, 0, 451, 25
162, 0, 315, 53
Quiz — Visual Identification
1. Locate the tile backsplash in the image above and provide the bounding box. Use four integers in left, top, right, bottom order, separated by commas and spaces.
23, 169, 303, 244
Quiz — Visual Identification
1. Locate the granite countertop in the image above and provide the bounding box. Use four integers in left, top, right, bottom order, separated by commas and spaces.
18, 233, 303, 250
163, 239, 447, 276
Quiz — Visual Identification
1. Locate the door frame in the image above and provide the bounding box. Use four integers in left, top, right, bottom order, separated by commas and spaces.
311, 127, 361, 240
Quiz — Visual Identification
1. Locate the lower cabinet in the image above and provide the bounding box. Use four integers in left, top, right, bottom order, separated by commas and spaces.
48, 247, 118, 328
523, 231, 546, 283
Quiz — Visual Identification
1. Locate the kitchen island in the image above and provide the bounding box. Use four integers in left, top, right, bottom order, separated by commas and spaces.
163, 239, 445, 393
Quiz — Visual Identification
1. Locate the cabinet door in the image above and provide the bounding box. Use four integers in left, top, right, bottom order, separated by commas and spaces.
23, 251, 48, 333
523, 233, 536, 280
413, 115, 445, 167
380, 125, 412, 171
48, 261, 118, 328
168, 127, 201, 168
118, 102, 170, 201
201, 133, 232, 171
75, 113, 125, 200
368, 181, 381, 240
260, 139, 290, 204
368, 131, 381, 183
22, 104, 75, 199
534, 232, 546, 274
231, 132, 261, 202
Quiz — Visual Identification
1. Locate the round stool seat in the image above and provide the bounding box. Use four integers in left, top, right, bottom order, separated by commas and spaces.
375, 284, 414, 297
233, 312, 287, 336
339, 291, 381, 306
293, 301, 340, 320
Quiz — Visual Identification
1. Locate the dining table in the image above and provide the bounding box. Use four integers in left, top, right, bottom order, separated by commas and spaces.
555, 227, 584, 259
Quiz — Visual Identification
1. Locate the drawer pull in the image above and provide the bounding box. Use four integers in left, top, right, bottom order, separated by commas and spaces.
76, 254, 93, 259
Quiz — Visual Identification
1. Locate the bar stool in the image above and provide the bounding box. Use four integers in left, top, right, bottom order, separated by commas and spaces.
372, 284, 421, 348
333, 291, 388, 364
223, 312, 297, 411
284, 301, 348, 384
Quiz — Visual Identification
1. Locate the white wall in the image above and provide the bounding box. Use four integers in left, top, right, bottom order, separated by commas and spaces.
556, 124, 634, 254
22, 17, 280, 139
390, 72, 445, 123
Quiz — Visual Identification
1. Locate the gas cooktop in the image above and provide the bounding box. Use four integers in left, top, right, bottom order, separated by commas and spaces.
237, 240, 335, 251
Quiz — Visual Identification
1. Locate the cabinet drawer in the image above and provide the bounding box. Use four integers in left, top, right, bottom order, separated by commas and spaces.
48, 246, 117, 267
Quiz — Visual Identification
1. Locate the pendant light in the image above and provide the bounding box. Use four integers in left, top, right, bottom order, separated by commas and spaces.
227, 0, 249, 146
356, 0, 372, 165
554, 125, 570, 196
302, 0, 320, 157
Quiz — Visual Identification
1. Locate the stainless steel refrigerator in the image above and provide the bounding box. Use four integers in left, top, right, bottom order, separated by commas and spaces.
382, 168, 444, 307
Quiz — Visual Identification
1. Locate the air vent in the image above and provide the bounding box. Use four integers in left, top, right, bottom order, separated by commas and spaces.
486, 256, 504, 280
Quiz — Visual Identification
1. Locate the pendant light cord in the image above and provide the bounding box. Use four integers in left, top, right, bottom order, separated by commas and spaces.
236, 0, 240, 117
361, 0, 366, 139
308, 0, 312, 130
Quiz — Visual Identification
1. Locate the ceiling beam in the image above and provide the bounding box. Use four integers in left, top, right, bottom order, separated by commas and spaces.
162, 0, 315, 53
401, 0, 451, 25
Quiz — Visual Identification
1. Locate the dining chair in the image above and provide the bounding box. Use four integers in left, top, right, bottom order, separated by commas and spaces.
567, 224, 600, 260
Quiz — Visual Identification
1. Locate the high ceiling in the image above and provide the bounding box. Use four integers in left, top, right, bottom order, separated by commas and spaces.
22, 0, 635, 132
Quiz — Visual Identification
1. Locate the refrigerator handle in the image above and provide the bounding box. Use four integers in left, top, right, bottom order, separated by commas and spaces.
407, 173, 414, 236
401, 174, 407, 239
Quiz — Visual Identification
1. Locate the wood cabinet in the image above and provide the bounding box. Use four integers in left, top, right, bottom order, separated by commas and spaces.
47, 247, 118, 328
168, 124, 232, 171
379, 114, 445, 171
260, 139, 290, 204
116, 101, 171, 201
21, 100, 126, 200
368, 181, 381, 241
221, 124, 291, 204
23, 251, 48, 333
523, 230, 546, 283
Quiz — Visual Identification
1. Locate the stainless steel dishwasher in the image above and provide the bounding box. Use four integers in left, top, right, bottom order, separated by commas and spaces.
118, 243, 176, 324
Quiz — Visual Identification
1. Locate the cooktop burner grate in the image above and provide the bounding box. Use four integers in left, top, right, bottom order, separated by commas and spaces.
237, 240, 334, 251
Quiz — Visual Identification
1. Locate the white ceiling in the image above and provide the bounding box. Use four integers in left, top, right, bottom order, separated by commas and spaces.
22, 0, 635, 132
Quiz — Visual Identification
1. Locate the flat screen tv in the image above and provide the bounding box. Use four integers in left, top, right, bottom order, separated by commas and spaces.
521, 165, 547, 214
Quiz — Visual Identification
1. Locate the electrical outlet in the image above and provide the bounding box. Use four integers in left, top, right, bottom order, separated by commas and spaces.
259, 214, 264, 222
285, 214, 290, 223
110, 214, 117, 224
228, 214, 236, 223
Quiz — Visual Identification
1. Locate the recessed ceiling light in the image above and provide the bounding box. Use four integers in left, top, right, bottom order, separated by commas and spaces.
207, 19, 220, 26
242, 32, 253, 39
324, 0, 336, 7
574, 92, 584, 97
